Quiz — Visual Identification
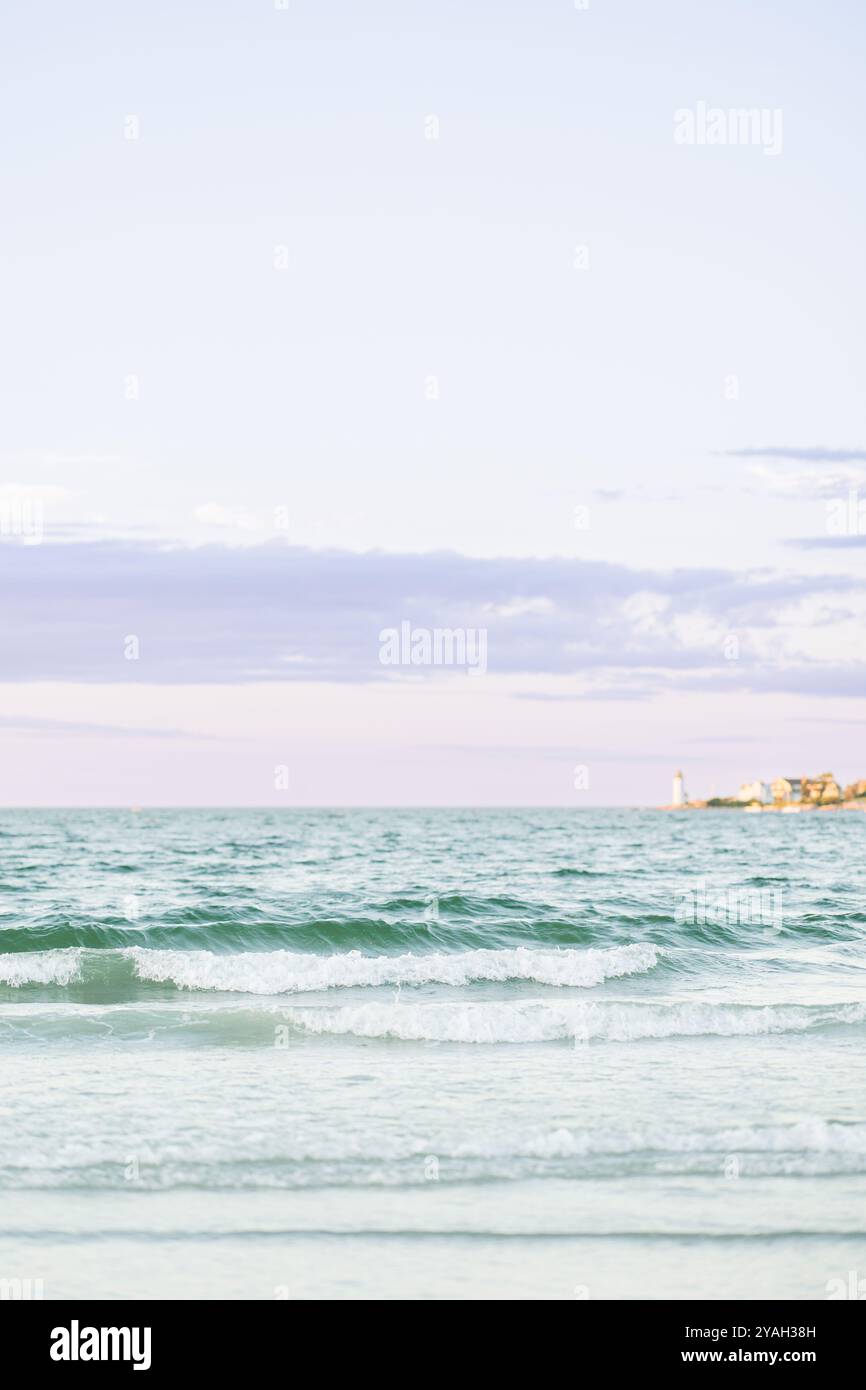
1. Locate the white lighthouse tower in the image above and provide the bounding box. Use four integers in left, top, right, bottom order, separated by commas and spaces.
672, 770, 687, 806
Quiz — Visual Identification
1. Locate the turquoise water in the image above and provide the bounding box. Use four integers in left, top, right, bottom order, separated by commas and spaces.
1, 808, 865, 1299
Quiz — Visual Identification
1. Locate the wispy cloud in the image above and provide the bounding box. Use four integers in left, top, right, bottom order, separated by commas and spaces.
0, 715, 223, 740
511, 686, 654, 702
662, 664, 866, 699
746, 462, 866, 498
685, 735, 764, 744
720, 446, 866, 463
437, 744, 717, 764
787, 535, 866, 550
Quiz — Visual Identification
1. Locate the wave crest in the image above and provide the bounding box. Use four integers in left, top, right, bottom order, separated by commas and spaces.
126, 942, 658, 993
0, 950, 83, 987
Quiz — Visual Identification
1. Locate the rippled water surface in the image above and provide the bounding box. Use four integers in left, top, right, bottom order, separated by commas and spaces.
2, 808, 864, 1298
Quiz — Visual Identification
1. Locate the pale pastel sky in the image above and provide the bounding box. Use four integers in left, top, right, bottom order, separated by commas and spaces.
1, 0, 865, 804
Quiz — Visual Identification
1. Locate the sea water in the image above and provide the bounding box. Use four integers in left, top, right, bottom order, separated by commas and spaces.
1, 808, 864, 1300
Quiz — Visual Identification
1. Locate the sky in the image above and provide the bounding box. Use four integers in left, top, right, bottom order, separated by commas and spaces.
1, 0, 865, 805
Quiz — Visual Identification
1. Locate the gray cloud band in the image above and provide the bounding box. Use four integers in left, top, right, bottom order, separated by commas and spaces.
0, 539, 861, 689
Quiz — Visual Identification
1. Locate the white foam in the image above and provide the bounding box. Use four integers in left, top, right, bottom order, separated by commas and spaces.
503, 1118, 866, 1158
0, 950, 83, 987
5, 1120, 862, 1178
126, 942, 658, 993
279, 997, 866, 1044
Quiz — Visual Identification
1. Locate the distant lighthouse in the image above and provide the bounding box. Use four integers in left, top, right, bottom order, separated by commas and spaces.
672, 770, 687, 806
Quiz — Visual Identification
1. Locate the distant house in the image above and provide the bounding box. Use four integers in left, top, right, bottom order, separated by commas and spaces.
737, 780, 770, 804
802, 773, 840, 804
771, 777, 793, 805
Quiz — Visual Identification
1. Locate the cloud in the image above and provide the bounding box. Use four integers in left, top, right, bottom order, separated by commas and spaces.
787, 536, 866, 549
720, 446, 866, 463
746, 463, 866, 498
0, 715, 222, 740
0, 538, 862, 692
656, 664, 866, 699
512, 687, 652, 703
685, 735, 763, 743
437, 744, 717, 764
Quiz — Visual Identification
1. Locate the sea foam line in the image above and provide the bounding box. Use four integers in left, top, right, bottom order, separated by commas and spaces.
125, 942, 659, 993
2, 1121, 863, 1177
278, 998, 866, 1044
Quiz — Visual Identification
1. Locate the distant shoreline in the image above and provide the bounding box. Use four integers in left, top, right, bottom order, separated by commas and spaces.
661, 801, 866, 813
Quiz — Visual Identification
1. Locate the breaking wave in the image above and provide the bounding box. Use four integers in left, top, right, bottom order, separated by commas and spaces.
125, 942, 659, 993
279, 998, 866, 1044
0, 950, 83, 987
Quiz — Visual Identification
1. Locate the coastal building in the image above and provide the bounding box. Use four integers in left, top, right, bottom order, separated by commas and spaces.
770, 777, 806, 805
771, 777, 793, 805
802, 773, 840, 804
737, 780, 770, 804
672, 770, 687, 806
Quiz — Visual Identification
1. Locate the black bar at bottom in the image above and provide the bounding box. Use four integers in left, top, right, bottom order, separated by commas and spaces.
5, 1298, 860, 1374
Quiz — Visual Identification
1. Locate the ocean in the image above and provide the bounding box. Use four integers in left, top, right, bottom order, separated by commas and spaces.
1, 807, 864, 1300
